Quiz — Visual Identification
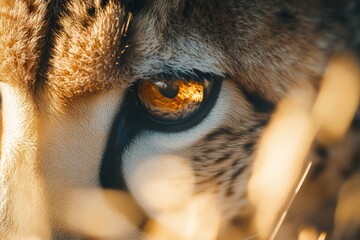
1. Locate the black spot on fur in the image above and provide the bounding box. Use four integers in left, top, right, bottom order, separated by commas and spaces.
316, 145, 329, 160
87, 6, 96, 17
244, 141, 255, 152
25, 1, 36, 14
100, 0, 109, 9
82, 18, 93, 28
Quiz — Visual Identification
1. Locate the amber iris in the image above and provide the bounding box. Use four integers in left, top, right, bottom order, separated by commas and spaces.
138, 79, 211, 121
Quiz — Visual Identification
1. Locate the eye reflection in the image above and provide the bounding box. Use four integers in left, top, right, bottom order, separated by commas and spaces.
156, 81, 179, 99
137, 79, 212, 122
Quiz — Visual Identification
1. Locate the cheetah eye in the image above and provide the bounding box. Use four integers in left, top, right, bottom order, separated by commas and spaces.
136, 77, 221, 127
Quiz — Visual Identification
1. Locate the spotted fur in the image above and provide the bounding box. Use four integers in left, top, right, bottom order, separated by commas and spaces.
0, 0, 359, 239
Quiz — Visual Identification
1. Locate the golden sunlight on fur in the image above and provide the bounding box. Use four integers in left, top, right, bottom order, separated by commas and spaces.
249, 53, 360, 240
140, 53, 360, 240
0, 51, 353, 240
298, 227, 327, 240
0, 1, 359, 238
313, 54, 360, 143
334, 173, 360, 239
0, 0, 10, 8
62, 189, 144, 239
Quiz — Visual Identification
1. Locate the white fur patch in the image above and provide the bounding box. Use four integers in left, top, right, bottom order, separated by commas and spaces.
0, 83, 51, 239
122, 81, 236, 217
37, 89, 143, 237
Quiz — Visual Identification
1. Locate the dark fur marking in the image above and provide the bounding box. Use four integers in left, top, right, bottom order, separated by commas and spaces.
203, 148, 213, 154
316, 145, 329, 160
230, 165, 247, 181
215, 152, 234, 163
204, 127, 234, 142
254, 118, 270, 129
247, 127, 257, 133
231, 159, 239, 167
226, 165, 248, 197
100, 0, 109, 9
310, 145, 329, 179
244, 141, 255, 152
196, 169, 226, 185
81, 20, 90, 28
25, 1, 36, 14
247, 120, 269, 134
35, 0, 69, 89
214, 169, 226, 179
87, 6, 96, 18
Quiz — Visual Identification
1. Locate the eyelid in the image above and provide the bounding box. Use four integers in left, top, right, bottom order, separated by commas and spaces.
142, 70, 224, 83
133, 75, 223, 132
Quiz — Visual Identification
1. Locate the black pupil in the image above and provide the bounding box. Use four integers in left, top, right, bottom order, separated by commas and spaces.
157, 81, 180, 99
